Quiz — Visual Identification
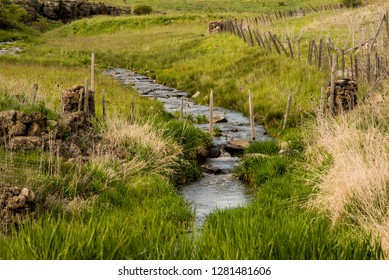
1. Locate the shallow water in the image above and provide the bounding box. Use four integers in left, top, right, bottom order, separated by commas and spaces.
105, 68, 271, 227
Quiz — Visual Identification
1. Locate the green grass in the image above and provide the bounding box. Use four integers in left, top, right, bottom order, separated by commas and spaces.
89, 0, 341, 13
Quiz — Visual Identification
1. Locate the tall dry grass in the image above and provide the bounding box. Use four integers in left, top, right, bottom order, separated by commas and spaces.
306, 91, 389, 255
91, 115, 182, 181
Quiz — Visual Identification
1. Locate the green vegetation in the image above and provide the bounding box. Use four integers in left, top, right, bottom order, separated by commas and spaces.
133, 5, 153, 15
1, 0, 388, 260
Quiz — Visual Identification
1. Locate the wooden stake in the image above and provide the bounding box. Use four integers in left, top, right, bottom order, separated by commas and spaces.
33, 83, 38, 103
102, 89, 106, 122
370, 15, 385, 52
329, 53, 338, 115
297, 37, 301, 62
367, 51, 371, 83
78, 90, 83, 112
318, 38, 323, 70
341, 49, 345, 77
180, 97, 184, 120
249, 91, 255, 140
287, 35, 294, 59
209, 90, 214, 140
91, 53, 95, 93
131, 96, 135, 123
354, 56, 359, 81
283, 94, 292, 130
84, 78, 89, 114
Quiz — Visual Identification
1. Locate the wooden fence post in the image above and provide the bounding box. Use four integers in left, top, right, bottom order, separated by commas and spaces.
287, 35, 294, 59
297, 37, 301, 62
318, 38, 323, 70
102, 89, 106, 122
91, 53, 95, 93
180, 97, 184, 120
329, 53, 338, 115
283, 94, 292, 130
249, 91, 255, 140
209, 90, 214, 140
341, 49, 345, 77
33, 83, 38, 103
131, 96, 135, 123
366, 51, 371, 83
90, 53, 96, 117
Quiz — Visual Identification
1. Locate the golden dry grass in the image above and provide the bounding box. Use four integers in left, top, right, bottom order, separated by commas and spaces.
91, 115, 182, 180
306, 91, 389, 255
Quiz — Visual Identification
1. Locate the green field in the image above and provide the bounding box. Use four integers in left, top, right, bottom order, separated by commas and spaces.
1, 0, 389, 259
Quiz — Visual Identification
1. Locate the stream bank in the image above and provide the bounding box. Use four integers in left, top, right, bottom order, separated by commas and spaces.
104, 68, 272, 227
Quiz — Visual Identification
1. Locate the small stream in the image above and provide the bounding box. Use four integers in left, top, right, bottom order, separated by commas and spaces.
104, 68, 272, 227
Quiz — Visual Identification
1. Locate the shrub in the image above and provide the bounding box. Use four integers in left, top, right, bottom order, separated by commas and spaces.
133, 5, 152, 15
342, 0, 363, 8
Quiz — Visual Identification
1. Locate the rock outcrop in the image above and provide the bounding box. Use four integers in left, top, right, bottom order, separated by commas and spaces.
12, 0, 130, 22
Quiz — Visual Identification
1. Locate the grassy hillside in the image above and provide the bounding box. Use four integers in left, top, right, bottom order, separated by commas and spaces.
1, 0, 389, 259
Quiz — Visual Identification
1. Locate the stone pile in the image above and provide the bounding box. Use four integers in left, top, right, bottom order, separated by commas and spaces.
62, 85, 95, 115
327, 78, 358, 113
209, 21, 222, 33
0, 110, 47, 150
12, 0, 130, 22
0, 185, 35, 231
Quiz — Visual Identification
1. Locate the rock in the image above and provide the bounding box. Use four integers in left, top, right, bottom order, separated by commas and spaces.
209, 21, 222, 33
0, 110, 17, 130
224, 139, 250, 156
9, 136, 42, 151
30, 112, 47, 130
9, 121, 26, 136
21, 188, 30, 198
206, 146, 221, 158
214, 115, 228, 123
27, 122, 41, 136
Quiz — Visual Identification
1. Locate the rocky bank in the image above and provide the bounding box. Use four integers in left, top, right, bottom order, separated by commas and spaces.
12, 0, 130, 22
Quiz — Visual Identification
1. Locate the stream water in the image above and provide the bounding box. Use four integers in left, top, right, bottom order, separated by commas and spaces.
104, 68, 272, 227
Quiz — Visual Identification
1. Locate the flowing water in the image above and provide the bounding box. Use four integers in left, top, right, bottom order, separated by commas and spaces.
105, 68, 272, 227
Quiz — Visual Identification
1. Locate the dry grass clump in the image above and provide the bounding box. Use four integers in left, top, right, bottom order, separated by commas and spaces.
306, 93, 389, 255
91, 115, 182, 180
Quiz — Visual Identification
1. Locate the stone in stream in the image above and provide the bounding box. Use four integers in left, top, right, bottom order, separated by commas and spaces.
206, 145, 222, 158
224, 139, 250, 156
214, 115, 228, 123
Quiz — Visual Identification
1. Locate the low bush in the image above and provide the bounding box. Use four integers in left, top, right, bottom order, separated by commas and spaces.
133, 5, 153, 15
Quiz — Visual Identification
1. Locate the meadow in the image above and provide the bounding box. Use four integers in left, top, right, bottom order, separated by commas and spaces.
1, 0, 389, 259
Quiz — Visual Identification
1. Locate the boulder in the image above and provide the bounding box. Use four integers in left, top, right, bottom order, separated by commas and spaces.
214, 115, 228, 123
224, 139, 250, 156
9, 121, 26, 136
9, 136, 42, 151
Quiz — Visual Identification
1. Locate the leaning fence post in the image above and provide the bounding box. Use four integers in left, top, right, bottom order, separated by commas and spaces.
283, 94, 292, 130
209, 89, 214, 140
249, 91, 255, 140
